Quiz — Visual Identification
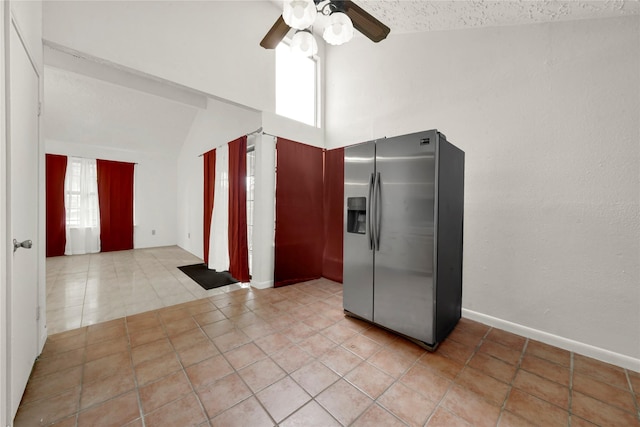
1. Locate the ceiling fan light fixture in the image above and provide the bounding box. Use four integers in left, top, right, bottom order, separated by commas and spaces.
290, 29, 318, 57
322, 11, 354, 45
283, 0, 317, 30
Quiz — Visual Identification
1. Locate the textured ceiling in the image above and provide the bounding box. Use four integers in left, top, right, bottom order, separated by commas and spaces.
363, 0, 639, 33
271, 0, 639, 33
46, 1, 639, 154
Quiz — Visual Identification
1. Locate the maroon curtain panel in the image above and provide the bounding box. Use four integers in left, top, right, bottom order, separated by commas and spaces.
45, 154, 67, 257
203, 149, 216, 266
322, 148, 344, 283
96, 159, 135, 252
274, 138, 324, 287
228, 136, 250, 282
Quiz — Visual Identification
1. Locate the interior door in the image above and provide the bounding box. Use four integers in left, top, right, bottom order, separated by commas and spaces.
9, 22, 40, 419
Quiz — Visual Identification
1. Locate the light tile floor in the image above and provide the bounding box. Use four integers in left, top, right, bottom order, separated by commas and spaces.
17, 247, 640, 426
46, 246, 249, 334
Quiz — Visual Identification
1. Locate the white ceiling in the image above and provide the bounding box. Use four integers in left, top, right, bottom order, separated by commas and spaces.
44, 66, 199, 155
271, 0, 639, 33
45, 1, 639, 155
362, 0, 639, 33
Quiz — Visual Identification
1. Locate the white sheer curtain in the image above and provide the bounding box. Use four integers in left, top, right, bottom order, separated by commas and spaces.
64, 157, 101, 255
208, 144, 230, 270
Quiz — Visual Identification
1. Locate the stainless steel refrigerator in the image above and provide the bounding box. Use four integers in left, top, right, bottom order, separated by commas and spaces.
343, 129, 464, 349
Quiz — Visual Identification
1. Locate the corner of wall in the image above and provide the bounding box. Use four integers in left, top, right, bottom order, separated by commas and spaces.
1, 3, 8, 425
250, 280, 274, 290
262, 111, 325, 148
463, 309, 640, 372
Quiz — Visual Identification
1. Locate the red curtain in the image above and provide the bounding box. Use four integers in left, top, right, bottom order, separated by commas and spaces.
203, 149, 216, 265
228, 137, 250, 282
45, 154, 67, 257
274, 138, 324, 287
322, 148, 344, 282
96, 160, 135, 252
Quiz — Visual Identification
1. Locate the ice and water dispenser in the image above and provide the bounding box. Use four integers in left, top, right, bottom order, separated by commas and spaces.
347, 197, 367, 234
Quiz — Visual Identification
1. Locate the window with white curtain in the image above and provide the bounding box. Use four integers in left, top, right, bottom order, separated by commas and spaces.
246, 146, 255, 275
64, 157, 101, 255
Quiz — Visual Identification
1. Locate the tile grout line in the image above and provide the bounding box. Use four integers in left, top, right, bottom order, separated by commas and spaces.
46, 282, 485, 425
74, 320, 143, 425
345, 323, 458, 426
484, 328, 525, 427
175, 292, 284, 425
37, 255, 636, 427
625, 369, 640, 421
422, 325, 493, 427
317, 325, 390, 427
124, 317, 148, 427
160, 307, 213, 427
234, 289, 333, 425
70, 327, 87, 427
293, 300, 384, 426
568, 351, 574, 426
78, 265, 90, 334
267, 289, 347, 426
281, 288, 356, 424
204, 304, 272, 426
135, 251, 165, 313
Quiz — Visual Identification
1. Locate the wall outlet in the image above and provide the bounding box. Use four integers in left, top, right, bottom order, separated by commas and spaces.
152, 229, 156, 235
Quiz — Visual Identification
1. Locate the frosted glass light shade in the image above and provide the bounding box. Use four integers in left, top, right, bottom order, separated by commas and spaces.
283, 0, 317, 30
291, 29, 318, 57
322, 12, 354, 45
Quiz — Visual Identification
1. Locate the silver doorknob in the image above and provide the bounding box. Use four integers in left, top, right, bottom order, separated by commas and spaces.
13, 239, 33, 253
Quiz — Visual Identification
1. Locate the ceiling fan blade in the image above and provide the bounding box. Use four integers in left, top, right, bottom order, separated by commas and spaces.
260, 15, 290, 49
343, 0, 390, 43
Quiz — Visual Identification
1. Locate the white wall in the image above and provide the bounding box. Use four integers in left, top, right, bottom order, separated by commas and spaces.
176, 101, 325, 288
250, 133, 276, 289
43, 1, 280, 111
263, 111, 325, 149
46, 140, 179, 249
1, 4, 7, 425
326, 16, 640, 367
9, 0, 42, 70
177, 98, 262, 258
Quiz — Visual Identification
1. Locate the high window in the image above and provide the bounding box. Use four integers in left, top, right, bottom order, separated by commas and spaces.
275, 42, 318, 127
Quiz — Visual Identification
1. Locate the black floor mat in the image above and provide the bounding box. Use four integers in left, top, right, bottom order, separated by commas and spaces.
177, 263, 238, 290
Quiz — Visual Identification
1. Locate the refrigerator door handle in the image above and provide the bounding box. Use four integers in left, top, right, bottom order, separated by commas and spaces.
374, 172, 382, 251
368, 173, 375, 250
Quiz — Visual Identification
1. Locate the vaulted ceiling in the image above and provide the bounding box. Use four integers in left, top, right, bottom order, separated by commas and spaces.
45, 0, 639, 155
45, 66, 199, 156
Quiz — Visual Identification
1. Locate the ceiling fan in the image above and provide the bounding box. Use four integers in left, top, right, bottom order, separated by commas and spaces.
260, 0, 390, 50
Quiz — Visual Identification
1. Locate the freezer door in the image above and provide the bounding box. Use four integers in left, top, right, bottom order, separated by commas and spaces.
343, 141, 375, 320
373, 131, 437, 345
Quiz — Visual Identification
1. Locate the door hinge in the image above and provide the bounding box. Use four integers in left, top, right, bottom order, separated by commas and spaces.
37, 102, 42, 117
36, 306, 40, 321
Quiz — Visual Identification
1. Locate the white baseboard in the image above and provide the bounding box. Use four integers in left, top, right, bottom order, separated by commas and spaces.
39, 330, 47, 354
250, 279, 273, 290
462, 308, 640, 373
